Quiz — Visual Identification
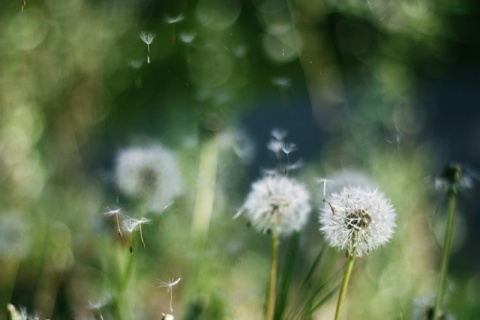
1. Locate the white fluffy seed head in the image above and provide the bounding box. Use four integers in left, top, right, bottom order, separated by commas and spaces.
115, 144, 183, 213
320, 186, 396, 257
239, 175, 311, 236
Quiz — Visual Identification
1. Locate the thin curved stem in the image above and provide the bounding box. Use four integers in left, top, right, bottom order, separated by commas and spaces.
433, 191, 457, 320
334, 253, 356, 320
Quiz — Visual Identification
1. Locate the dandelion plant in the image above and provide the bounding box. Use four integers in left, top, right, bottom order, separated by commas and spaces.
432, 163, 473, 320
320, 186, 396, 319
236, 129, 311, 320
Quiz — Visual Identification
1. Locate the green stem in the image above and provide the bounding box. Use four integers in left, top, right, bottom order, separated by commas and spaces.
433, 191, 457, 320
191, 133, 219, 239
3, 259, 20, 310
114, 234, 136, 320
334, 253, 356, 320
267, 232, 279, 320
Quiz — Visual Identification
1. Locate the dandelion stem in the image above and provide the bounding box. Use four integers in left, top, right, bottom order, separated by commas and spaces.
267, 231, 279, 320
433, 190, 457, 320
115, 243, 136, 319
191, 132, 219, 238
97, 308, 104, 320
3, 259, 20, 310
334, 253, 355, 320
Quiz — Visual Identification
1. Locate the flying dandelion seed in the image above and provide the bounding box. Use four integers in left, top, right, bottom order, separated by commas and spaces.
280, 142, 296, 155
316, 178, 333, 202
271, 76, 293, 105
129, 59, 144, 87
267, 139, 283, 154
104, 200, 124, 238
179, 32, 195, 44
139, 31, 156, 64
266, 129, 299, 174
122, 217, 151, 249
164, 14, 184, 44
129, 59, 143, 70
271, 128, 287, 141
158, 278, 181, 312
271, 76, 291, 89
164, 14, 185, 24
179, 31, 196, 62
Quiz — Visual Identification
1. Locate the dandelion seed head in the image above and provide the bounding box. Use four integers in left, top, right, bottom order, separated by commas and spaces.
239, 175, 311, 236
162, 314, 175, 320
320, 186, 396, 257
115, 144, 183, 213
432, 163, 475, 195
139, 31, 156, 45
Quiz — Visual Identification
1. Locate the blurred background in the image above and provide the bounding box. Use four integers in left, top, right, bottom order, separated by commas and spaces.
0, 0, 479, 319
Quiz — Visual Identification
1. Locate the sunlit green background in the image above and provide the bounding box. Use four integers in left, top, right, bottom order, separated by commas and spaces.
1, 0, 479, 319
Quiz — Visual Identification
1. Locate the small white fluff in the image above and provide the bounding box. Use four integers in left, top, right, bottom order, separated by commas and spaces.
115, 144, 183, 213
238, 175, 311, 236
122, 217, 151, 233
320, 186, 396, 257
139, 32, 156, 45
411, 296, 456, 320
